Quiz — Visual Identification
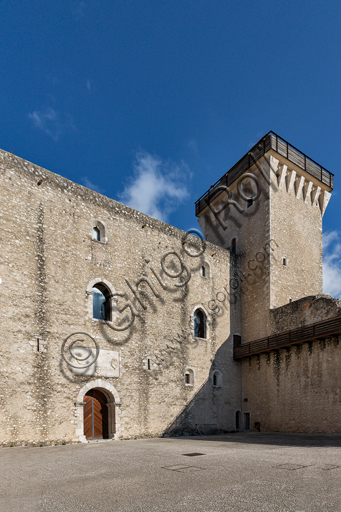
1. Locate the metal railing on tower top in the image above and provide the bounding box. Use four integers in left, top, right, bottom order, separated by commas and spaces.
195, 131, 334, 217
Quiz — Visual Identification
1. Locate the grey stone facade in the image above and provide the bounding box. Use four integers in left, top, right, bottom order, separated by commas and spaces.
0, 135, 340, 445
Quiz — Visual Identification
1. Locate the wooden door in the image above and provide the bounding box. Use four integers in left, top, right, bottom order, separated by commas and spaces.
83, 389, 109, 440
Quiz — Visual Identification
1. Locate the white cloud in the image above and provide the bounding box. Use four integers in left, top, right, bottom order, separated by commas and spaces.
323, 230, 341, 298
29, 107, 76, 141
118, 151, 190, 222
81, 177, 103, 194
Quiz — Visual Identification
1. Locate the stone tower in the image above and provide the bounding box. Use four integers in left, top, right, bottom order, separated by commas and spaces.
195, 132, 333, 342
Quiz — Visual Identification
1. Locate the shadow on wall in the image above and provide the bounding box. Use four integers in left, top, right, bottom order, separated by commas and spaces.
162, 256, 243, 437
161, 337, 241, 437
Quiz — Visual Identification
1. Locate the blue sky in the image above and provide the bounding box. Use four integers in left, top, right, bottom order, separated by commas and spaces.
1, 0, 341, 295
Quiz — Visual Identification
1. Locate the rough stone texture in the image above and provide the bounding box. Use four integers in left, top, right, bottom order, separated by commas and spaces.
241, 335, 341, 433
198, 148, 340, 434
269, 152, 324, 310
0, 139, 339, 442
239, 294, 341, 433
198, 152, 330, 344
270, 294, 341, 333
0, 149, 240, 445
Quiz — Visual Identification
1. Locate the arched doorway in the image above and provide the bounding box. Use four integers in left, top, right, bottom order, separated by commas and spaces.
76, 380, 121, 443
83, 389, 109, 440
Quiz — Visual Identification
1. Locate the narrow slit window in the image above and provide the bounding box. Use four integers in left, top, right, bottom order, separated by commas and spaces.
282, 257, 287, 266
231, 238, 237, 254
236, 411, 241, 430
184, 369, 194, 385
201, 262, 210, 278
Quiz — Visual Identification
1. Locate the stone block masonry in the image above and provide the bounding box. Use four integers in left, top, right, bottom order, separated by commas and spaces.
0, 149, 239, 445
0, 131, 339, 443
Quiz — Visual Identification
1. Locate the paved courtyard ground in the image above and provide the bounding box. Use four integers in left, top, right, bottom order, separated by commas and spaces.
1, 432, 341, 512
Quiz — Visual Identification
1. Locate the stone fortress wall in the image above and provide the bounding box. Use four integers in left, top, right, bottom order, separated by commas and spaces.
241, 295, 341, 433
197, 140, 340, 434
0, 149, 239, 445
0, 130, 340, 444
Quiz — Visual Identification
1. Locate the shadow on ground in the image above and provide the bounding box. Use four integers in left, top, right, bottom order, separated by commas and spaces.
166, 431, 341, 448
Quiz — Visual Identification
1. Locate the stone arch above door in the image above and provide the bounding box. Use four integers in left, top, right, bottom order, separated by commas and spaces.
75, 379, 121, 443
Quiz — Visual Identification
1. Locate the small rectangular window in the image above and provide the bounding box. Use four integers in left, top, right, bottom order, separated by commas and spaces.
185, 373, 190, 384
201, 266, 206, 277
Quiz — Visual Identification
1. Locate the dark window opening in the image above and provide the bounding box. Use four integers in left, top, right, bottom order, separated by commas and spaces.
231, 238, 237, 254
93, 227, 100, 241
147, 358, 151, 370
213, 373, 217, 386
194, 309, 207, 339
184, 369, 194, 385
233, 334, 242, 347
244, 412, 250, 431
236, 411, 241, 430
201, 265, 206, 277
92, 284, 111, 321
246, 198, 253, 209
283, 257, 287, 266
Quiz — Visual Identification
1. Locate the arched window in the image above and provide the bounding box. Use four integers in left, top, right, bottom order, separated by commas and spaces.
92, 283, 111, 321
231, 238, 237, 254
91, 220, 107, 243
193, 308, 207, 339
212, 370, 222, 387
184, 368, 194, 386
